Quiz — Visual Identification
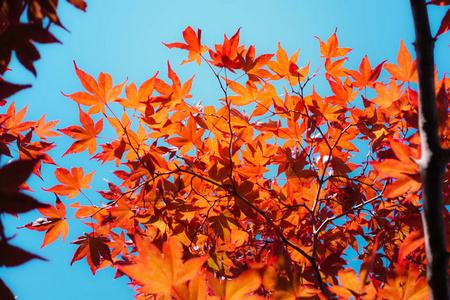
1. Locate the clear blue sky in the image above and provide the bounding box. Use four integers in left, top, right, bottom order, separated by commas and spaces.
1, 1, 449, 299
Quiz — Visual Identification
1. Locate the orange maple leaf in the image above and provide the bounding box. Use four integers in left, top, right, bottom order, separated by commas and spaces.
154, 62, 194, 106
398, 229, 425, 263
207, 269, 263, 300
167, 116, 205, 155
225, 79, 268, 106
378, 260, 428, 299
315, 29, 352, 59
267, 43, 304, 86
63, 61, 127, 114
371, 138, 421, 198
305, 87, 344, 123
2, 102, 34, 137
163, 26, 209, 65
108, 198, 135, 229
370, 80, 403, 109
324, 57, 349, 84
118, 235, 207, 298
384, 40, 417, 83
347, 55, 386, 90
329, 235, 380, 299
325, 77, 358, 105
43, 167, 95, 198
59, 106, 103, 156
19, 196, 68, 248
33, 114, 61, 141
329, 268, 376, 299
119, 73, 158, 112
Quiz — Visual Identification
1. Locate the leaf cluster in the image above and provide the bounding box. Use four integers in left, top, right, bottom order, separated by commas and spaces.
7, 7, 450, 298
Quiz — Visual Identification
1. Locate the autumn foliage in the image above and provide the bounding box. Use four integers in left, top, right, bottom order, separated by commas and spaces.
0, 3, 449, 299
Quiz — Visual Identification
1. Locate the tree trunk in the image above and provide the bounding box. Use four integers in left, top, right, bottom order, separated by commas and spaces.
409, 1, 450, 299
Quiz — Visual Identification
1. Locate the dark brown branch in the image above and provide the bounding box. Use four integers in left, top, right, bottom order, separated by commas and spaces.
409, 1, 450, 299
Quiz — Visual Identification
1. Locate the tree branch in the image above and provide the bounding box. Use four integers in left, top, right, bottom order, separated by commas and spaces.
409, 1, 450, 299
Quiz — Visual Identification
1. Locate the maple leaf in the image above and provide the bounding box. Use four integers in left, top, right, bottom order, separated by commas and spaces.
107, 110, 132, 139
118, 235, 207, 298
91, 139, 127, 167
267, 43, 308, 86
120, 73, 158, 111
378, 260, 429, 299
17, 139, 56, 177
436, 9, 450, 37
43, 167, 95, 199
19, 196, 69, 248
154, 62, 194, 106
167, 116, 205, 155
384, 40, 417, 83
33, 114, 61, 141
164, 26, 209, 65
371, 138, 421, 198
70, 233, 113, 274
323, 58, 348, 85
329, 234, 380, 298
63, 61, 127, 114
325, 77, 358, 105
226, 79, 267, 106
347, 55, 386, 90
208, 28, 244, 71
398, 229, 424, 263
3, 102, 35, 137
329, 268, 375, 299
315, 29, 352, 59
305, 87, 344, 122
59, 106, 103, 156
370, 80, 403, 109
108, 198, 135, 229
207, 269, 263, 300
237, 45, 274, 81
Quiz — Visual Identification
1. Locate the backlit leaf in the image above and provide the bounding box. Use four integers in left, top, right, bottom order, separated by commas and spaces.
164, 26, 209, 65
59, 106, 103, 156
43, 167, 95, 199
